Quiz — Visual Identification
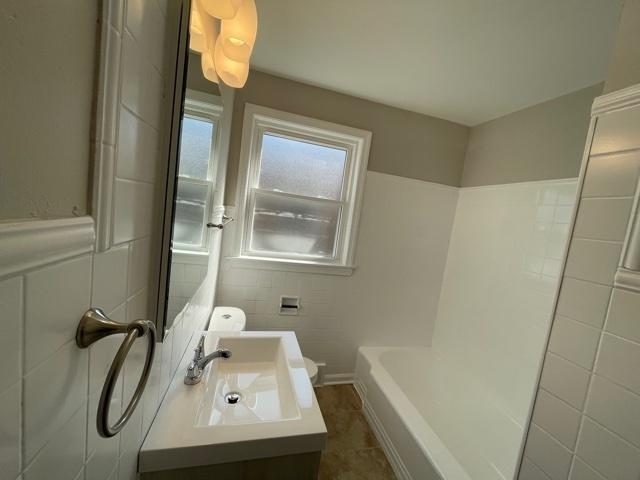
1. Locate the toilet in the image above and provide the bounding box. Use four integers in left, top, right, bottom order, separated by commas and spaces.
209, 306, 319, 385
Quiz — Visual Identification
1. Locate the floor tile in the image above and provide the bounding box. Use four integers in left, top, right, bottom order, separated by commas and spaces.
319, 448, 396, 480
315, 385, 395, 479
315, 385, 362, 413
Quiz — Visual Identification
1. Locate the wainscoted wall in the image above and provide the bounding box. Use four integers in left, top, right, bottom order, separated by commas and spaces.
0, 1, 207, 480
431, 179, 577, 479
167, 254, 208, 324
520, 93, 640, 480
0, 218, 208, 480
217, 171, 459, 377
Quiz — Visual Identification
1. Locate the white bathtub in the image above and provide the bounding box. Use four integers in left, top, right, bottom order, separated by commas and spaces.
355, 346, 525, 480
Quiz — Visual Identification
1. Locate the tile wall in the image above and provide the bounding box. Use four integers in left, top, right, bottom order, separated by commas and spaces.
0, 1, 205, 480
520, 102, 640, 479
217, 171, 460, 377
430, 179, 577, 480
166, 257, 208, 324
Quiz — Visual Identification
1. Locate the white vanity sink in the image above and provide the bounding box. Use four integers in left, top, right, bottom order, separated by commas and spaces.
139, 331, 327, 474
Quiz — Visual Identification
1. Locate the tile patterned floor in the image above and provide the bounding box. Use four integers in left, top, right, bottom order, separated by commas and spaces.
315, 385, 396, 480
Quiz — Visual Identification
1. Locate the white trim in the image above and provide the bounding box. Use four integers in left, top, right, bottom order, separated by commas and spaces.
614, 268, 640, 293
354, 382, 412, 480
225, 256, 355, 276
460, 177, 578, 192
592, 83, 640, 117
92, 0, 124, 252
234, 104, 371, 269
185, 88, 223, 109
321, 373, 355, 385
0, 217, 95, 278
172, 250, 209, 265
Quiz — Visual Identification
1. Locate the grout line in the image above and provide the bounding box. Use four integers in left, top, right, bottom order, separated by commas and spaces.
18, 275, 25, 476
21, 401, 88, 474
567, 281, 615, 477
589, 146, 640, 159
563, 274, 614, 288
546, 351, 592, 374
538, 387, 582, 414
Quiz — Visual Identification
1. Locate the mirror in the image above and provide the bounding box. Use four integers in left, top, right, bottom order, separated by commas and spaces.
158, 47, 234, 335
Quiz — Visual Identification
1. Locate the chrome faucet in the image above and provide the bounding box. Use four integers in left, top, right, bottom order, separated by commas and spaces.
184, 335, 232, 385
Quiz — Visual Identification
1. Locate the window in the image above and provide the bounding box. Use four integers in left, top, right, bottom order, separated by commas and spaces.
234, 104, 371, 271
172, 95, 222, 252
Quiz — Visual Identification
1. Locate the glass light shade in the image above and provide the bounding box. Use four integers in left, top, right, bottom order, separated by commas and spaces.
200, 0, 242, 20
201, 51, 219, 84
220, 0, 258, 62
198, 0, 220, 51
189, 2, 207, 52
214, 36, 249, 88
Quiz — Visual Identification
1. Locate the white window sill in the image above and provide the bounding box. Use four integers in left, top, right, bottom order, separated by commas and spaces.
172, 249, 209, 265
225, 256, 356, 276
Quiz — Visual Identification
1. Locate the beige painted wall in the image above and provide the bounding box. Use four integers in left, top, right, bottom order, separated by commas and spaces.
0, 1, 99, 220
224, 70, 470, 204
461, 84, 603, 187
604, 0, 640, 94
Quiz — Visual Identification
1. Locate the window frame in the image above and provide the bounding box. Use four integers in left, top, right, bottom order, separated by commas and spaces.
172, 94, 223, 253
233, 104, 372, 272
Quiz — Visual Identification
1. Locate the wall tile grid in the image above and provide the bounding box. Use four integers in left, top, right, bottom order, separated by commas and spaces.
0, 2, 203, 480
166, 259, 208, 324
427, 179, 577, 480
521, 104, 640, 480
216, 171, 460, 377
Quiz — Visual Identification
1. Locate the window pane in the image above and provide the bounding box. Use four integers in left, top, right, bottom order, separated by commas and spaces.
258, 134, 347, 200
178, 116, 215, 180
250, 192, 340, 258
173, 180, 209, 247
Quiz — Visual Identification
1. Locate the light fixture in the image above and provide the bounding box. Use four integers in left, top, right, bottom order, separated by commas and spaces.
199, 0, 242, 20
190, 0, 256, 89
199, 3, 220, 52
220, 0, 257, 63
214, 36, 249, 88
189, 0, 207, 53
201, 50, 219, 83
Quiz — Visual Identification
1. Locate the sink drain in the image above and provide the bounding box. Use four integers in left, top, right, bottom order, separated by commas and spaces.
224, 392, 242, 404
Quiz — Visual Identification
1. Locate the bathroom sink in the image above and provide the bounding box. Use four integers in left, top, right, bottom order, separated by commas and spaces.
196, 336, 300, 426
139, 331, 326, 473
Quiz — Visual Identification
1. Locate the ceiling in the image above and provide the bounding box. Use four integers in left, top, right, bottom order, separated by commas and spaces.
251, 0, 623, 126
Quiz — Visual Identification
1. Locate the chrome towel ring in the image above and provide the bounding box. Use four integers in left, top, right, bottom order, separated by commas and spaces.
76, 308, 156, 438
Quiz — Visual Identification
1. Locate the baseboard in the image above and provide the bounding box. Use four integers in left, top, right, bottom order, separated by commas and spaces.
355, 386, 412, 480
321, 373, 354, 385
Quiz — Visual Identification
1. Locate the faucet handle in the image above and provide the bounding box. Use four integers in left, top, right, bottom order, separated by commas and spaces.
194, 334, 206, 361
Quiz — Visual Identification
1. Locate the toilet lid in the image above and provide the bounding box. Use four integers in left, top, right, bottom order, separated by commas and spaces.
303, 357, 318, 379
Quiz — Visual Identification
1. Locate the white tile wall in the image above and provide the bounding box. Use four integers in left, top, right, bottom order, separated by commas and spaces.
0, 2, 202, 480
432, 179, 577, 472
521, 101, 640, 479
166, 259, 208, 324
548, 315, 600, 370
217, 172, 460, 375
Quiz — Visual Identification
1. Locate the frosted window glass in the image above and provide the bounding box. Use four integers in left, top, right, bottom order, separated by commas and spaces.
173, 180, 209, 246
178, 117, 215, 180
250, 193, 340, 258
258, 134, 347, 200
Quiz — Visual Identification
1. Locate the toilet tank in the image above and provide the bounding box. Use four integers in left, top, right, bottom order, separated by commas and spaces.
208, 306, 246, 331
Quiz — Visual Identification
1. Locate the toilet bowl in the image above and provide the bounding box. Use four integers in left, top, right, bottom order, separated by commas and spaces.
209, 306, 319, 385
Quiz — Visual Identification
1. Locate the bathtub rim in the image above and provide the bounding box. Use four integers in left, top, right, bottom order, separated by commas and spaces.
355, 345, 472, 480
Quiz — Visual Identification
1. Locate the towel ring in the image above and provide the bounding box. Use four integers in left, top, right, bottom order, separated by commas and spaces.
76, 308, 156, 438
